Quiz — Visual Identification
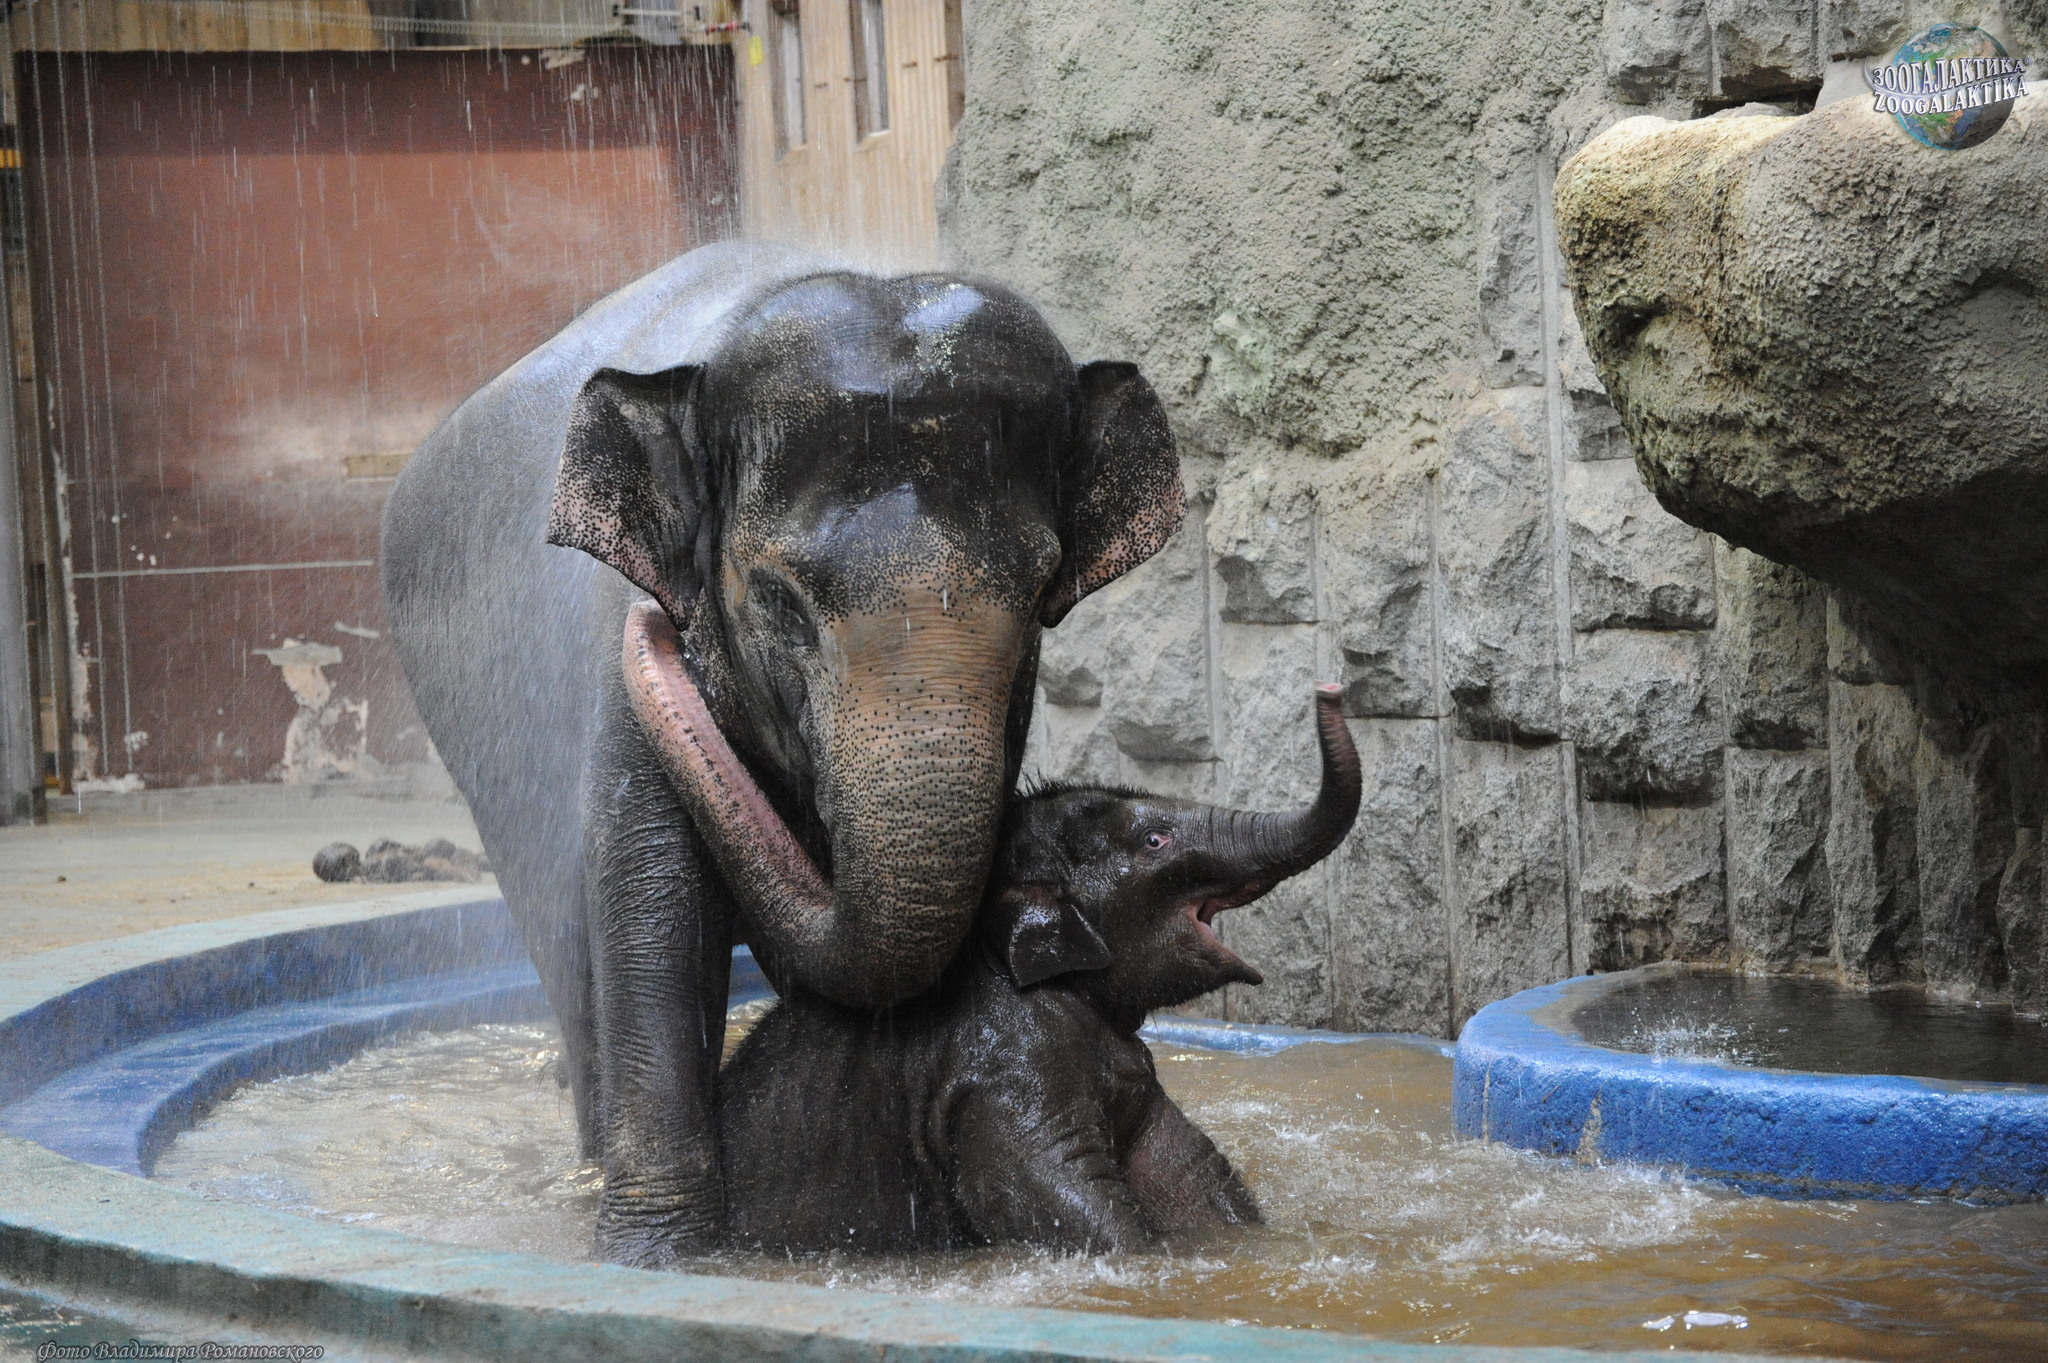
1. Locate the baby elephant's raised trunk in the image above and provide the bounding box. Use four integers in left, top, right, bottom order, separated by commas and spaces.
1212, 685, 1361, 892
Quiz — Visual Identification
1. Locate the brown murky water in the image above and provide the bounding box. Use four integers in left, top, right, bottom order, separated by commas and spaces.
1571, 968, 2048, 1086
153, 1019, 2048, 1359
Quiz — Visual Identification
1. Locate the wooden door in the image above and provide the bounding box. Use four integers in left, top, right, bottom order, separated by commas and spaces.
20, 45, 734, 787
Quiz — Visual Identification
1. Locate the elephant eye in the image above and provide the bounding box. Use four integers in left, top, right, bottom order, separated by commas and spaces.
754, 575, 818, 650
1142, 830, 1171, 852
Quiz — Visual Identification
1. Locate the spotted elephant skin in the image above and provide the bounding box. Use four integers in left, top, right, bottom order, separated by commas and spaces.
713, 686, 1360, 1254
380, 243, 1184, 1266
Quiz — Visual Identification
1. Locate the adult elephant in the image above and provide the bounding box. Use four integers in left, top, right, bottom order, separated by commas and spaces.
380, 243, 1184, 1266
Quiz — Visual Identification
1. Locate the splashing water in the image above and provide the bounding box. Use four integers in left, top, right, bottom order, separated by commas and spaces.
1636, 1018, 1756, 1065
154, 1023, 2048, 1358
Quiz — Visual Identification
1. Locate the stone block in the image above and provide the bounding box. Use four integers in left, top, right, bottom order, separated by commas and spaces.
1323, 446, 1436, 719
1724, 747, 1832, 967
1568, 393, 1633, 464
1216, 622, 1320, 808
1827, 679, 1921, 983
1220, 871, 1334, 1029
1477, 159, 1545, 389
1915, 724, 2014, 996
1715, 542, 1827, 750
1567, 629, 1721, 800
1604, 0, 1712, 103
1448, 739, 1570, 1031
1035, 653, 1103, 709
1820, 0, 1908, 61
1333, 718, 1449, 1035
1045, 517, 1214, 763
1021, 702, 1121, 790
1709, 0, 1822, 100
1211, 620, 1329, 1025
1996, 828, 2047, 1014
1826, 592, 1909, 687
1115, 756, 1225, 805
1037, 601, 1110, 715
1577, 800, 1727, 972
1557, 300, 1633, 462
1566, 459, 1716, 631
1209, 465, 1317, 624
1438, 389, 1560, 740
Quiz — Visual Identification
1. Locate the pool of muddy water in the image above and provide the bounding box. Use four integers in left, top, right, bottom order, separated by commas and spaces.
152, 1016, 2048, 1359
1571, 969, 2048, 1085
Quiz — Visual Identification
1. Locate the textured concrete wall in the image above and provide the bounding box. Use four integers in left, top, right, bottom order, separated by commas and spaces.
939, 0, 2048, 1034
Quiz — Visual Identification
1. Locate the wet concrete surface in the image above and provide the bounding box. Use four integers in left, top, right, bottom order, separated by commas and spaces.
0, 784, 488, 960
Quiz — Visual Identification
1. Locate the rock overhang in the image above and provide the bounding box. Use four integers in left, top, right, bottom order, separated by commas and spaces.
1554, 93, 2048, 688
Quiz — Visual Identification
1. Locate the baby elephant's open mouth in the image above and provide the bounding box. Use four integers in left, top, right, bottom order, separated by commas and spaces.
1182, 891, 1267, 985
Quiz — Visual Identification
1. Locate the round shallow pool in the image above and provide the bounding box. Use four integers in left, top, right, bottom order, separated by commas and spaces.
1456, 964, 2048, 1207
8, 898, 2046, 1361
156, 1013, 2048, 1358
1572, 970, 2048, 1085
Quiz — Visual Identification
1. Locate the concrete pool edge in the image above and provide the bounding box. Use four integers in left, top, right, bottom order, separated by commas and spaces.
0, 1131, 1801, 1363
0, 899, 1796, 1362
1453, 966, 2048, 1201
0, 892, 1425, 1181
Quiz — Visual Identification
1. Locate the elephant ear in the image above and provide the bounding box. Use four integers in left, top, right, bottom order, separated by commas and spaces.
982, 885, 1112, 989
1041, 361, 1187, 627
547, 365, 707, 625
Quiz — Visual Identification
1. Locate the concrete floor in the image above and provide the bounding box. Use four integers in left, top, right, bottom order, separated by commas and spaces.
0, 785, 489, 961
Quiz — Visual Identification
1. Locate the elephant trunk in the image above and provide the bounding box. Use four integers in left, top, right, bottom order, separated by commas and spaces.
623, 601, 1001, 1009
1208, 685, 1361, 891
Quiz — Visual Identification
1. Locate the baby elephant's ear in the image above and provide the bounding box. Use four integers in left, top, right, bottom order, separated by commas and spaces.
983, 886, 1111, 988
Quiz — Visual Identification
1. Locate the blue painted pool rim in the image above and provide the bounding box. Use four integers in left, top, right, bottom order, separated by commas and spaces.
1454, 965, 2048, 1202
0, 892, 1769, 1362
0, 892, 1415, 1181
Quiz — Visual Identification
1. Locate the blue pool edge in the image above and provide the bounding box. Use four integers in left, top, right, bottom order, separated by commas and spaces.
1453, 965, 2048, 1202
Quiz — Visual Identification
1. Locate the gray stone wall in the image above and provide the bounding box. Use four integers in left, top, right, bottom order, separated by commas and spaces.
939, 0, 2048, 1034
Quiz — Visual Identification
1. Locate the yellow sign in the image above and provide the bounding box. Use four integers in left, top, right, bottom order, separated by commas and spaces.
748, 35, 764, 66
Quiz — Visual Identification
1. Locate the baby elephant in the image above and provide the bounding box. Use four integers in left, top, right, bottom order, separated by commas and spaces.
716, 684, 1360, 1255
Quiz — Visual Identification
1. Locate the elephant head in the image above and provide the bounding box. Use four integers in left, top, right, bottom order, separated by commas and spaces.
981, 684, 1361, 1027
548, 272, 1184, 1009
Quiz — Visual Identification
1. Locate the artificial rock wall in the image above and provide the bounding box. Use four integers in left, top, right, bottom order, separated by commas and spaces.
938, 0, 2048, 1034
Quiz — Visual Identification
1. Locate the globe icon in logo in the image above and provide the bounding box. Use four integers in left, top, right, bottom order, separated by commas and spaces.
1865, 23, 2031, 150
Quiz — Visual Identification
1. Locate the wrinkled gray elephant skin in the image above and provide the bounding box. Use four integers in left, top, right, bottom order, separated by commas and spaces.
380, 243, 1185, 1266
1556, 96, 2048, 689
716, 686, 1361, 1255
